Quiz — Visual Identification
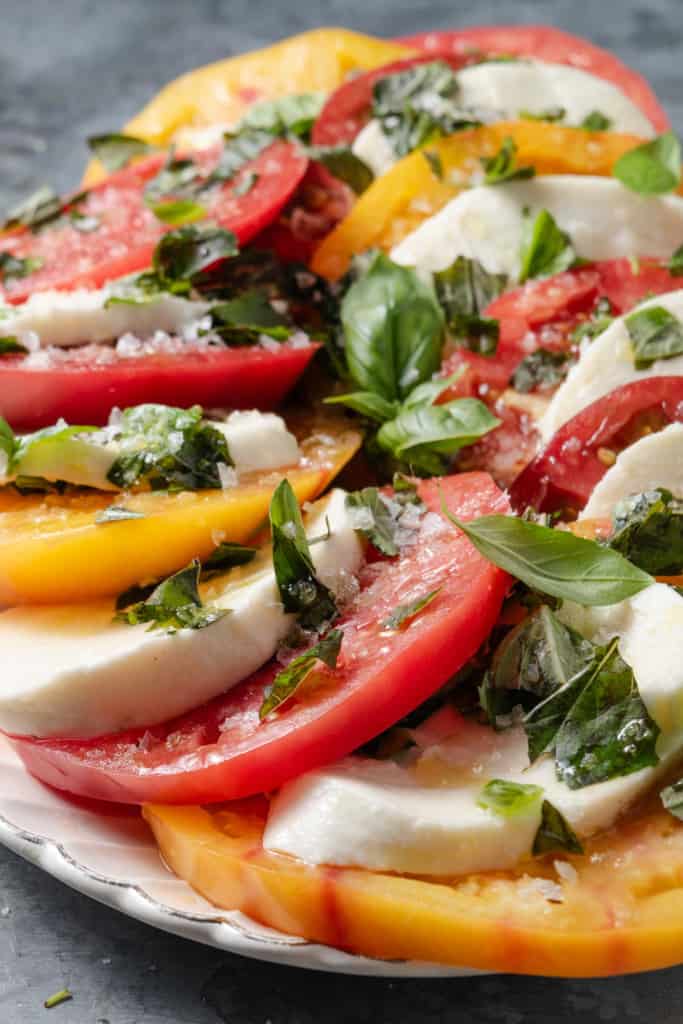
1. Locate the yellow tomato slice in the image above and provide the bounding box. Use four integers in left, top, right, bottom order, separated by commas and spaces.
83, 30, 414, 185
0, 417, 359, 605
311, 122, 663, 281
145, 791, 683, 977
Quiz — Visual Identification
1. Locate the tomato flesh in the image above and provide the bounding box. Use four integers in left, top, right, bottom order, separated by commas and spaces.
399, 25, 669, 132
0, 140, 308, 304
9, 472, 510, 805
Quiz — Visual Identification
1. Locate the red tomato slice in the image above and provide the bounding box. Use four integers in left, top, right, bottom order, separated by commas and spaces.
0, 140, 309, 304
399, 26, 669, 133
9, 472, 510, 805
509, 377, 683, 513
0, 341, 320, 431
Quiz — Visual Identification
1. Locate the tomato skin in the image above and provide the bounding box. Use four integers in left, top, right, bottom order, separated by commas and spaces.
9, 472, 510, 805
509, 377, 683, 513
399, 25, 669, 132
0, 343, 320, 431
0, 140, 308, 304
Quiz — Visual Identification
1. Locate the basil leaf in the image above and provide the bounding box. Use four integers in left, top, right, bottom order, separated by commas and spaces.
434, 256, 506, 355
613, 132, 682, 196
480, 136, 535, 186
346, 479, 425, 556
511, 348, 571, 393
208, 130, 273, 185
87, 133, 155, 172
269, 479, 338, 630
519, 107, 566, 123
377, 398, 500, 476
147, 198, 207, 226
2, 185, 62, 231
668, 243, 683, 276
625, 304, 683, 369
202, 542, 257, 579
445, 512, 654, 606
152, 225, 239, 284
0, 336, 26, 354
569, 296, 614, 344
477, 779, 543, 817
211, 290, 288, 334
94, 505, 146, 524
233, 170, 258, 196
240, 92, 326, 141
519, 208, 577, 283
0, 252, 44, 281
0, 415, 18, 468
661, 778, 683, 820
423, 149, 443, 179
532, 801, 583, 855
383, 588, 441, 630
107, 404, 233, 491
608, 488, 683, 574
144, 151, 200, 202
259, 629, 342, 719
115, 559, 228, 632
340, 251, 444, 402
399, 369, 465, 409
325, 391, 399, 423
580, 110, 612, 132
554, 639, 660, 789
307, 145, 373, 194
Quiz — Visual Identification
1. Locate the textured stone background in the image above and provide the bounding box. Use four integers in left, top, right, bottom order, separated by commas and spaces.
1, 0, 683, 1020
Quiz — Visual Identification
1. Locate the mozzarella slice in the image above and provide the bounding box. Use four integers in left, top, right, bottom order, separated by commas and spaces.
539, 290, 683, 441
0, 286, 211, 349
0, 489, 364, 739
212, 411, 300, 474
581, 423, 683, 519
391, 177, 683, 282
351, 120, 400, 178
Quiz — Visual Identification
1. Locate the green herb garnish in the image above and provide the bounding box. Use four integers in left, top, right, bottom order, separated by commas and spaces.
519, 208, 577, 283
481, 136, 535, 186
478, 779, 543, 816
511, 348, 571, 392
259, 629, 343, 719
87, 132, 155, 171
625, 304, 683, 368
116, 559, 228, 632
613, 132, 682, 196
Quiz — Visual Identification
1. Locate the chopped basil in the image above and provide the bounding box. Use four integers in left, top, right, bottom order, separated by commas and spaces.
239, 92, 326, 142
107, 404, 233, 491
569, 296, 614, 344
0, 416, 17, 467
152, 225, 239, 285
87, 132, 155, 171
477, 779, 543, 817
668, 243, 683, 276
0, 336, 26, 354
434, 256, 506, 355
210, 290, 289, 345
480, 136, 535, 186
94, 505, 146, 524
423, 149, 444, 179
519, 208, 577, 283
208, 130, 274, 186
625, 304, 683, 368
608, 488, 683, 574
306, 145, 373, 194
269, 479, 338, 630
147, 198, 207, 226
144, 151, 201, 203
259, 629, 343, 719
532, 801, 583, 855
661, 778, 683, 820
0, 252, 43, 281
2, 185, 62, 231
383, 588, 441, 630
233, 170, 258, 196
116, 559, 229, 632
613, 132, 682, 196
202, 541, 257, 579
346, 476, 425, 556
444, 512, 653, 606
511, 348, 571, 393
519, 107, 566, 123
580, 110, 612, 132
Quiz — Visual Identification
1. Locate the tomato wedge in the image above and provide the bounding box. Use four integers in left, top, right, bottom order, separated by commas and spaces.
0, 342, 320, 432
509, 378, 683, 513
399, 26, 669, 133
0, 140, 308, 304
9, 472, 510, 804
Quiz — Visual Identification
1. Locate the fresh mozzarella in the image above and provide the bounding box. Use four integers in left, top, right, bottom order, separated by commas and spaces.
581, 423, 683, 519
212, 411, 300, 473
0, 287, 210, 349
351, 119, 400, 178
539, 291, 683, 441
390, 177, 683, 281
0, 489, 364, 739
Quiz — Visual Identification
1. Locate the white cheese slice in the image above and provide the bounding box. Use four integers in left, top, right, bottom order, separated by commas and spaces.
581, 423, 683, 519
0, 489, 364, 739
0, 286, 211, 349
351, 120, 399, 178
212, 411, 300, 474
390, 177, 683, 282
538, 290, 683, 442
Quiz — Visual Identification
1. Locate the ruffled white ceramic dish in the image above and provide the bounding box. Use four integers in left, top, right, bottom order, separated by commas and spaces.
0, 735, 478, 976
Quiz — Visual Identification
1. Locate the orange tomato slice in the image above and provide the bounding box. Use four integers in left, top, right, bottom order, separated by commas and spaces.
311, 122, 667, 281
145, 790, 683, 977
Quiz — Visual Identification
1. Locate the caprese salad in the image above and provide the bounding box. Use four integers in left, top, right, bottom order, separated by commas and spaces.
4, 23, 683, 977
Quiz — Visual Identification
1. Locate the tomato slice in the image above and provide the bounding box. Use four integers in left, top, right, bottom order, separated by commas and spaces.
0, 140, 308, 304
0, 342, 320, 431
9, 472, 510, 804
509, 377, 683, 513
399, 26, 669, 133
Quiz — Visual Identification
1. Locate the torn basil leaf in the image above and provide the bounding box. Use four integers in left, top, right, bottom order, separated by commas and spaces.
2, 185, 63, 231
661, 778, 683, 820
259, 629, 343, 719
383, 588, 441, 630
0, 336, 26, 355
87, 132, 155, 172
269, 478, 338, 630
532, 800, 583, 855
444, 512, 654, 606
519, 107, 566, 123
477, 779, 543, 817
210, 290, 289, 345
668, 243, 683, 276
480, 136, 535, 186
511, 348, 571, 393
239, 92, 326, 141
208, 130, 273, 185
202, 542, 258, 578
608, 488, 683, 574
613, 131, 682, 196
306, 145, 373, 194
0, 252, 44, 281
569, 296, 614, 344
346, 477, 425, 556
94, 505, 146, 524
147, 198, 207, 226
116, 559, 228, 632
434, 256, 506, 355
519, 208, 577, 283
423, 149, 444, 179
144, 151, 201, 203
152, 225, 239, 285
580, 110, 612, 132
625, 304, 683, 369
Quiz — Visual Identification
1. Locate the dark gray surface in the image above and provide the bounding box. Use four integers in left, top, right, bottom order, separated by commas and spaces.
1, 0, 683, 1020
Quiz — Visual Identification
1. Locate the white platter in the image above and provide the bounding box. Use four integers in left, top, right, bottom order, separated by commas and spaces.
0, 734, 478, 977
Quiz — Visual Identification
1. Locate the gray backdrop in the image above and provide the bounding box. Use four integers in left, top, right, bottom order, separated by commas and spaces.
1, 1, 683, 1021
